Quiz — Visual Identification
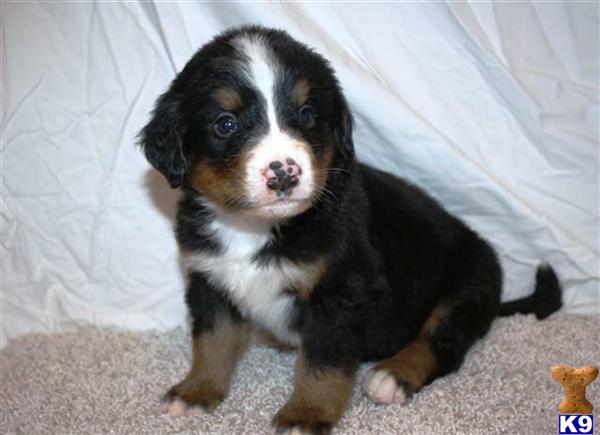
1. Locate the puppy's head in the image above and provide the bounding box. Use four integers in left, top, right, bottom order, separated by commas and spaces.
139, 26, 353, 220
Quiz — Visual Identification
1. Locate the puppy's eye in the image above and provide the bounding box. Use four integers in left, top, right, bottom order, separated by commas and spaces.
214, 114, 238, 138
298, 105, 316, 129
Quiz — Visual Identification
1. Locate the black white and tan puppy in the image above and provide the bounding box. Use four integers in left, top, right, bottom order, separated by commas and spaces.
139, 26, 562, 434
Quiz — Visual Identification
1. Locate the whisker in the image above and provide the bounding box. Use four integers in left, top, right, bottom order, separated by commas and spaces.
311, 185, 337, 207
313, 167, 351, 175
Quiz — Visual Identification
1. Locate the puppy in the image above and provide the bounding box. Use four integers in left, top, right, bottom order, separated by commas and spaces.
139, 26, 562, 434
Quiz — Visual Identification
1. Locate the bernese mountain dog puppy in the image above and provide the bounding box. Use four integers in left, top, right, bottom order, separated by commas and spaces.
139, 26, 562, 434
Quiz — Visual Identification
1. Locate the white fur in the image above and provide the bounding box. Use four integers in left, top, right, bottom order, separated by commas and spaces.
363, 369, 408, 404
235, 34, 280, 133
234, 35, 315, 214
187, 212, 312, 345
162, 398, 204, 417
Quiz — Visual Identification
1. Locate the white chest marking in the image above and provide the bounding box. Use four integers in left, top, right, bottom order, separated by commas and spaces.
186, 214, 311, 345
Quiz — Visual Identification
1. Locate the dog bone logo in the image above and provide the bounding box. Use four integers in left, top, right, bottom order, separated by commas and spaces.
551, 364, 598, 414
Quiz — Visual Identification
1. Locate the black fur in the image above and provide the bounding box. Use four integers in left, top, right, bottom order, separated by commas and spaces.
500, 265, 562, 320
186, 272, 245, 335
139, 25, 563, 432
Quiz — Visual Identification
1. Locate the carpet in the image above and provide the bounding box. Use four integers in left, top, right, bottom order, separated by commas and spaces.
1, 314, 598, 434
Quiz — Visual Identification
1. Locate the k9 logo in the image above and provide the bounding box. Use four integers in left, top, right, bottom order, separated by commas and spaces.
559, 415, 594, 434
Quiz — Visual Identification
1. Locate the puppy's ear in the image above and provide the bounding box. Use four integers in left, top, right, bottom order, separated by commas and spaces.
333, 94, 355, 161
138, 88, 188, 188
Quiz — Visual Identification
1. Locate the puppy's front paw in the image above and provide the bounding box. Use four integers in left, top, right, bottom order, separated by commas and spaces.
363, 369, 408, 404
161, 380, 225, 416
272, 404, 334, 435
161, 397, 206, 417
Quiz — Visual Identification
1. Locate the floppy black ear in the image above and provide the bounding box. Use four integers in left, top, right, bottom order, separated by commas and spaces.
138, 88, 188, 188
333, 94, 355, 161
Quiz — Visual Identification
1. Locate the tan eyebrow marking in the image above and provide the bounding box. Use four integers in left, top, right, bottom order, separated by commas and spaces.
291, 78, 310, 106
213, 87, 242, 112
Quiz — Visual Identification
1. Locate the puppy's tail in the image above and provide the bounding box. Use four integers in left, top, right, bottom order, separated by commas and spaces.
499, 264, 562, 320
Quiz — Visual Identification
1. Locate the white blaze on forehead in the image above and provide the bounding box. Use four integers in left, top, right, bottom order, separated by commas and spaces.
235, 34, 316, 210
235, 35, 280, 133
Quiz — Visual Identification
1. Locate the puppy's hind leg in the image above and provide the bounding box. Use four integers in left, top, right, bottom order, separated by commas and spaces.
365, 236, 502, 404
363, 304, 447, 405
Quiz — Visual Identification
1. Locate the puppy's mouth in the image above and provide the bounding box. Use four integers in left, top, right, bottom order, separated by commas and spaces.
257, 196, 310, 206
242, 197, 313, 219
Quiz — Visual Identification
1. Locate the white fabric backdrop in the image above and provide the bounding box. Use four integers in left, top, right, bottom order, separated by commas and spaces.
2, 2, 598, 347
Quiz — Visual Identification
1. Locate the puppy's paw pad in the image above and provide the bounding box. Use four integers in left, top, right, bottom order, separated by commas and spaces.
364, 369, 407, 404
161, 398, 206, 417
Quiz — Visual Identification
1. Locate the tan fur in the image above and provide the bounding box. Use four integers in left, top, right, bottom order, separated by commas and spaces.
291, 78, 310, 106
374, 338, 436, 393
214, 87, 242, 112
420, 303, 451, 337
372, 302, 453, 394
273, 350, 354, 431
552, 364, 598, 414
167, 315, 251, 409
190, 159, 248, 210
285, 257, 329, 300
254, 327, 296, 351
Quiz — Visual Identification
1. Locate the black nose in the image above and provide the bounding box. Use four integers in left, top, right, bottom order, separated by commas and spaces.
266, 159, 300, 196
266, 174, 299, 193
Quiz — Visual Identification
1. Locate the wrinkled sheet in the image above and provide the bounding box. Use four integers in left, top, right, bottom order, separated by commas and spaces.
1, 2, 598, 346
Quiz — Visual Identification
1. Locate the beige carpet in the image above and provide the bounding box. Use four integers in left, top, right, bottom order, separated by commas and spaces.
1, 314, 598, 435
